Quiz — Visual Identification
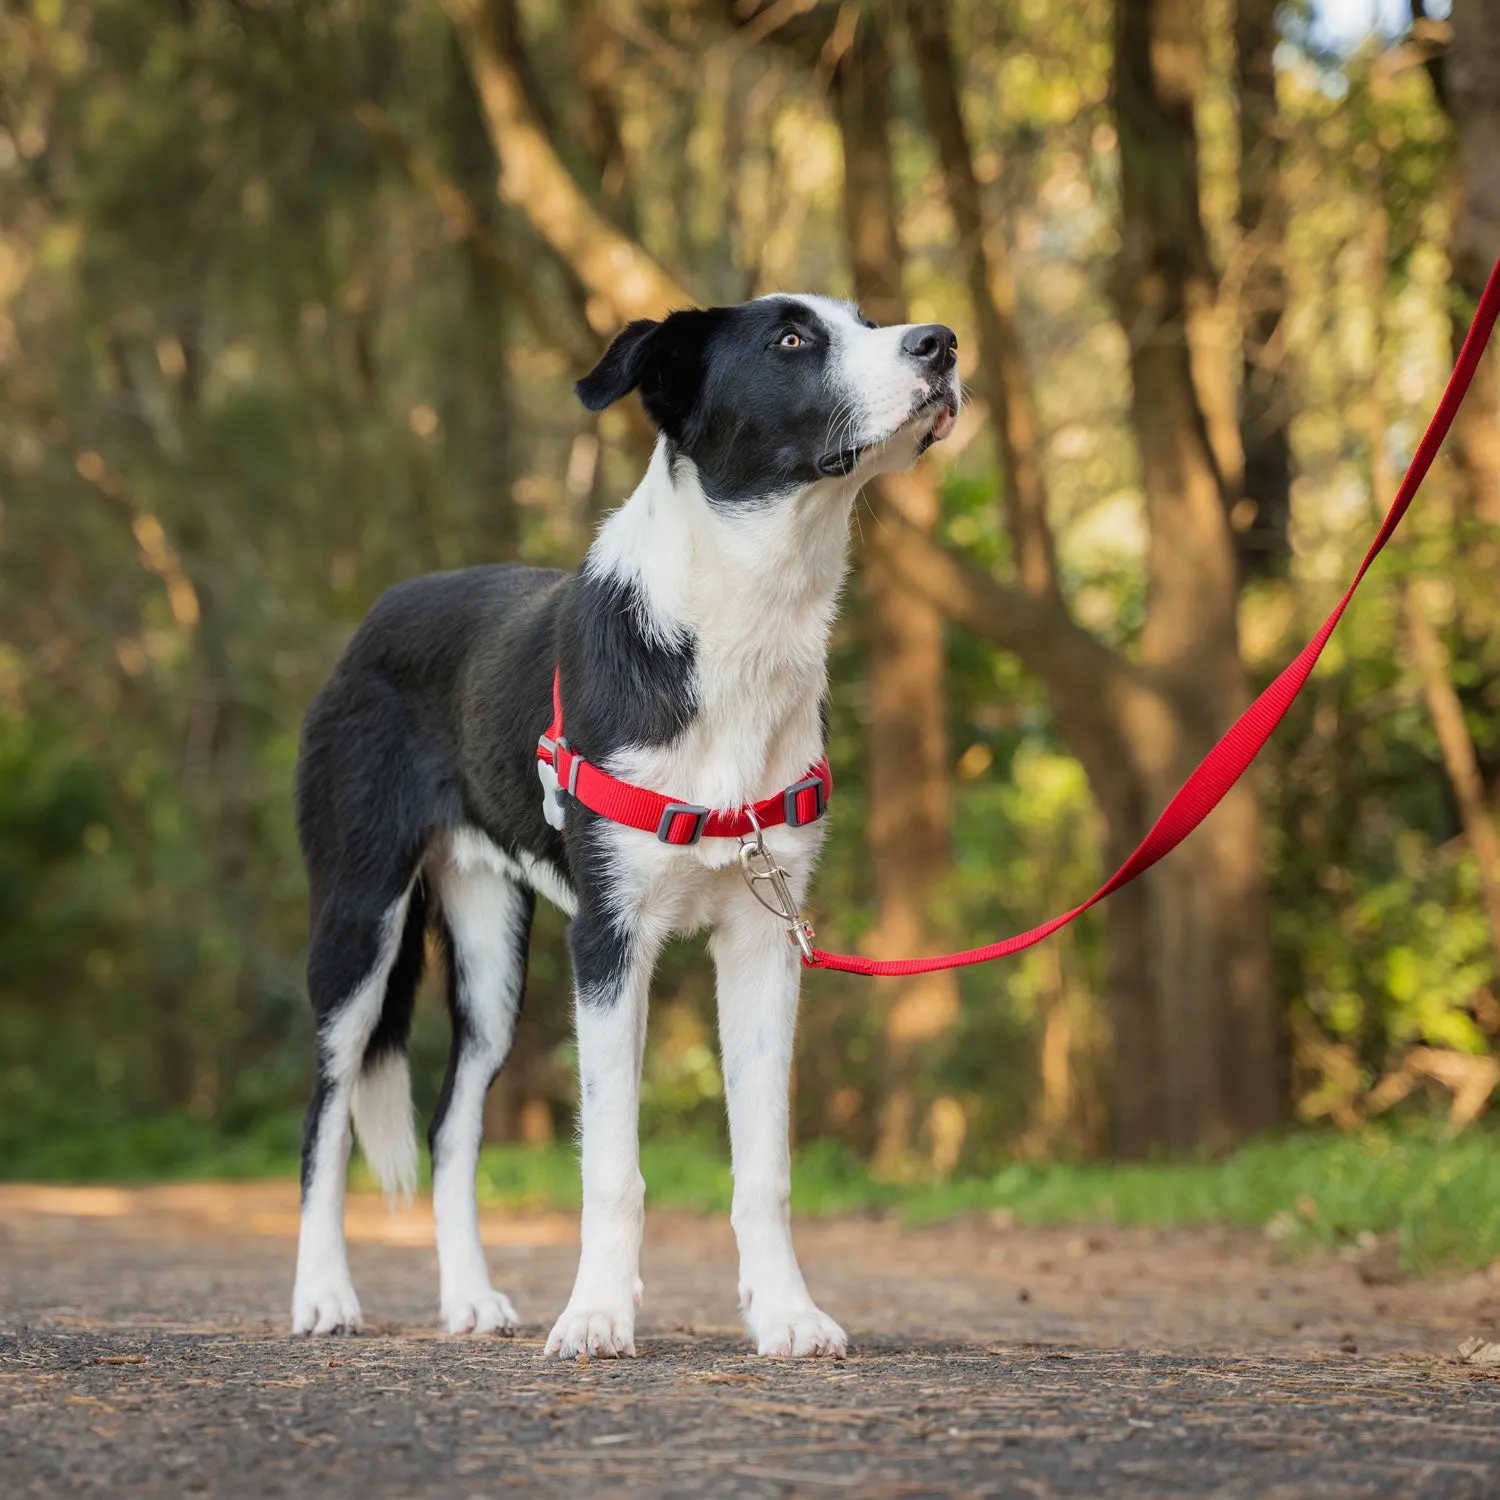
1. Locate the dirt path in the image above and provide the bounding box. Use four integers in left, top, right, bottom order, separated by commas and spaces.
3, 1183, 1499, 1497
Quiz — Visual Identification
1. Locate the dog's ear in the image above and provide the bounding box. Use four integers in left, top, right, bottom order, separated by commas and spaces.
574, 310, 716, 439
574, 319, 660, 412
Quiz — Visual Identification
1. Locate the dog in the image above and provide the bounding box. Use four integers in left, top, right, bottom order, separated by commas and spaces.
290, 294, 960, 1357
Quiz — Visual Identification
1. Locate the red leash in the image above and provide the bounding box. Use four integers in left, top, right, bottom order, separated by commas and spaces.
806, 256, 1500, 977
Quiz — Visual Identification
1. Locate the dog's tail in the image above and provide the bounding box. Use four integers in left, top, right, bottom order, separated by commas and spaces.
350, 879, 428, 1205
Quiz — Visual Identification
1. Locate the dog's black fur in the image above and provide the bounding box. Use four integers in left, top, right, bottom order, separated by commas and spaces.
576, 299, 886, 501
294, 557, 706, 1179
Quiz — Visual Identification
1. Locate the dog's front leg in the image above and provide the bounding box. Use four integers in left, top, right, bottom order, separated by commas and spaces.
711, 899, 847, 1357
544, 910, 656, 1359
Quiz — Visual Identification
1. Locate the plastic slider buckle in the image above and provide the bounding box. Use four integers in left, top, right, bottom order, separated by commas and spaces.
657, 803, 709, 845
783, 775, 827, 828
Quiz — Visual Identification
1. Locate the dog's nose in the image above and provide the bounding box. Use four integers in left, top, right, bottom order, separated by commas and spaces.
900, 323, 957, 374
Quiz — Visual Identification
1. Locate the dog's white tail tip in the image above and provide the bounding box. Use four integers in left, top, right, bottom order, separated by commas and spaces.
350, 1050, 419, 1207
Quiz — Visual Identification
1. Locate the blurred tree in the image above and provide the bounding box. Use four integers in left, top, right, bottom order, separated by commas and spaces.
1106, 0, 1280, 1148
565, 0, 641, 237
825, 13, 961, 1174
440, 0, 1292, 1156
1378, 1, 1500, 975
1235, 0, 1293, 575
1446, 0, 1500, 527
3, 0, 1498, 1175
865, 0, 1281, 1152
443, 0, 684, 324
449, 0, 969, 1171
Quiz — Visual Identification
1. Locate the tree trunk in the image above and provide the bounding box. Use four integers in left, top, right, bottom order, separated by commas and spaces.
1107, 0, 1282, 1150
1406, 586, 1500, 969
448, 0, 959, 1164
442, 0, 1286, 1156
1364, 149, 1500, 981
565, 0, 641, 239
1447, 0, 1500, 527
898, 0, 1282, 1151
830, 20, 960, 1175
905, 0, 1056, 600
443, 0, 684, 326
442, 37, 568, 1143
863, 469, 1282, 1152
1234, 0, 1293, 574
444, 29, 523, 563
1159, 4, 1244, 529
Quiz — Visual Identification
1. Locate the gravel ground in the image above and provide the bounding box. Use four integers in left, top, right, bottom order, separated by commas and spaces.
3, 1183, 1499, 1497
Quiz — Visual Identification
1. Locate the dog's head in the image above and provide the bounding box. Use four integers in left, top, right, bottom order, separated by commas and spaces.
575, 295, 960, 505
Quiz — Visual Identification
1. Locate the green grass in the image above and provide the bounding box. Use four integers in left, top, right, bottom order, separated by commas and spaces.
464, 1126, 1500, 1275
0, 1111, 306, 1183
8, 1116, 1500, 1276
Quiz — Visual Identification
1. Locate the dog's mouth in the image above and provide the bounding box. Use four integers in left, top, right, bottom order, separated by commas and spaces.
915, 390, 959, 453
817, 388, 959, 477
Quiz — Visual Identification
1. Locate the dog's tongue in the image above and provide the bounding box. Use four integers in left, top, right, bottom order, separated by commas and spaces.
931, 405, 957, 442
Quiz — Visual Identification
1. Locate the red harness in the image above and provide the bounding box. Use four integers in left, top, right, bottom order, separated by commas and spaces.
536, 669, 832, 846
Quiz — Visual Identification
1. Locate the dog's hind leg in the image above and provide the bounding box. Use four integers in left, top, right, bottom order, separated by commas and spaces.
292, 880, 420, 1336
429, 846, 534, 1335
711, 894, 846, 1357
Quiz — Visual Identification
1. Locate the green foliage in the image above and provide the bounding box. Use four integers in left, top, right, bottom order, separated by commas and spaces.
0, 707, 137, 1149
2, 0, 1498, 1187
0, 708, 114, 986
1, 1110, 305, 1184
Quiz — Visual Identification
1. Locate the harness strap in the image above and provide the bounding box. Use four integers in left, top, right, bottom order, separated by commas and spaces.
537, 670, 832, 845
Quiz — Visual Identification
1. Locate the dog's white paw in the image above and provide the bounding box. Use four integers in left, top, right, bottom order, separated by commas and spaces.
291, 1278, 363, 1336
743, 1298, 847, 1358
544, 1305, 637, 1359
442, 1288, 520, 1336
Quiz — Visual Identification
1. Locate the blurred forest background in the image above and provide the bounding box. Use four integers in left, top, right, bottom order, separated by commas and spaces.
4, 0, 1500, 1184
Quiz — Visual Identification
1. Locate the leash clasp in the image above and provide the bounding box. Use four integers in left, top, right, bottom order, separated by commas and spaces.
537, 735, 575, 831
737, 813, 816, 962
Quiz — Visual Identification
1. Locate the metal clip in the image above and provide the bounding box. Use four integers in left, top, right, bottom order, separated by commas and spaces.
737, 812, 816, 962
537, 755, 567, 831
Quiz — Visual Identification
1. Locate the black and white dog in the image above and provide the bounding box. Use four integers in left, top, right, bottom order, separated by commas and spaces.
291, 294, 959, 1358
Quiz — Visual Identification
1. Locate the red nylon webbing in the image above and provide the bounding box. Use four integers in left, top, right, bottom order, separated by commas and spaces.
539, 669, 833, 841
807, 256, 1500, 976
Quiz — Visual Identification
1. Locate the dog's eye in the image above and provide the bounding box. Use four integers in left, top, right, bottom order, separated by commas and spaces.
777, 331, 803, 348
